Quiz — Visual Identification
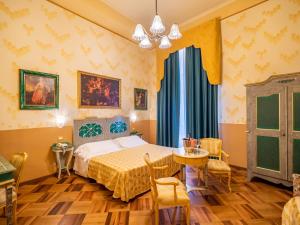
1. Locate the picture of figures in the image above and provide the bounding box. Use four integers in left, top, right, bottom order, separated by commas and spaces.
78, 71, 121, 108
134, 88, 147, 110
20, 69, 59, 110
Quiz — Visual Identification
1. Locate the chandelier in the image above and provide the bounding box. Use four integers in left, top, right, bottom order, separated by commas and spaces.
132, 0, 182, 49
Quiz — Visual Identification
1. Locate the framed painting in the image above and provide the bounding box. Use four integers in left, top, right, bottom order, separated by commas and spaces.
78, 71, 121, 108
19, 69, 59, 110
134, 88, 147, 110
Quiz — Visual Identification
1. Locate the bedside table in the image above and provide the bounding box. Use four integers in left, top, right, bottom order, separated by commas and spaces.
51, 142, 74, 179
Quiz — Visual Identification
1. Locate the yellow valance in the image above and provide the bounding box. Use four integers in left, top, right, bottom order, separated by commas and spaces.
156, 18, 222, 91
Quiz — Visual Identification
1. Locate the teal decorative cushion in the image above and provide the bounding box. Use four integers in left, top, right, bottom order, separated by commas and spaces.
110, 121, 127, 134
79, 123, 102, 138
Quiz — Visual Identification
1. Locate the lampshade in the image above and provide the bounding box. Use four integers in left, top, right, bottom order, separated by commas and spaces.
139, 36, 152, 49
56, 115, 66, 128
150, 15, 165, 34
168, 24, 182, 40
132, 24, 145, 41
130, 112, 137, 123
159, 36, 171, 49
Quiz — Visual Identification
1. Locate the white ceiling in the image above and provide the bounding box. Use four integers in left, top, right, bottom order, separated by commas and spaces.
101, 0, 234, 30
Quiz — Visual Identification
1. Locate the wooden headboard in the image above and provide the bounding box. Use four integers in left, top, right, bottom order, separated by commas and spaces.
73, 116, 130, 149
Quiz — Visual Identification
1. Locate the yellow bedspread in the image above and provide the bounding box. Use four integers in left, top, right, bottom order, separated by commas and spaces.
282, 196, 300, 225
88, 144, 180, 201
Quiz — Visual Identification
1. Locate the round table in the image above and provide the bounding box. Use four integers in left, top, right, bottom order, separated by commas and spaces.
173, 148, 209, 192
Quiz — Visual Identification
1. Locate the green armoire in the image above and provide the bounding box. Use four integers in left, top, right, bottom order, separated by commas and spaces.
246, 73, 300, 186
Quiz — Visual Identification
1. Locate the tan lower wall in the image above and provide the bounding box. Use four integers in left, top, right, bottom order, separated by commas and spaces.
219, 123, 247, 168
149, 120, 157, 144
0, 121, 246, 182
0, 120, 152, 182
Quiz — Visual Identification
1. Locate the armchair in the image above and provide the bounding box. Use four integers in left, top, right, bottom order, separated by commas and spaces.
200, 138, 231, 192
144, 153, 190, 225
282, 174, 300, 225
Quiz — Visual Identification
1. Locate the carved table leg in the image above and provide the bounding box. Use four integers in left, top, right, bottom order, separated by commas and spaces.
6, 185, 13, 225
204, 164, 208, 188
65, 149, 73, 176
181, 165, 186, 186
55, 152, 61, 179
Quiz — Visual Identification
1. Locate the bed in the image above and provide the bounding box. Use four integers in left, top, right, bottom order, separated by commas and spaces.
73, 116, 180, 201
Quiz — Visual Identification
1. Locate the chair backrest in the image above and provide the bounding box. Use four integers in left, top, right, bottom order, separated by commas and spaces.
200, 138, 222, 159
10, 152, 28, 191
144, 153, 158, 199
293, 174, 300, 197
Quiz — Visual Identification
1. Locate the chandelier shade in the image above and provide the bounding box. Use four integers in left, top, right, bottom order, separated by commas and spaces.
132, 24, 145, 41
168, 24, 182, 40
139, 36, 152, 49
132, 0, 182, 49
150, 15, 165, 35
159, 36, 171, 49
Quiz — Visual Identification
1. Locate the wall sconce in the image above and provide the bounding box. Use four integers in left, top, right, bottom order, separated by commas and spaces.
55, 114, 67, 143
130, 112, 137, 132
56, 115, 66, 128
130, 112, 137, 123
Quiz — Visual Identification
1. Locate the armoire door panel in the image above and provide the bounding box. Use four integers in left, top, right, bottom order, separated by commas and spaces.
293, 139, 300, 174
257, 136, 280, 171
288, 86, 300, 181
293, 92, 300, 131
257, 94, 279, 130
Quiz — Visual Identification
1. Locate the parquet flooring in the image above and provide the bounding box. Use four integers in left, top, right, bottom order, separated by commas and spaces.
0, 167, 292, 225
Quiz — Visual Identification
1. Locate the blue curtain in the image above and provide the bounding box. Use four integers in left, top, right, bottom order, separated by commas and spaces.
157, 51, 180, 147
185, 46, 219, 139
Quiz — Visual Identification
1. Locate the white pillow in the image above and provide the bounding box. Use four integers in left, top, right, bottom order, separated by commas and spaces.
114, 135, 148, 148
75, 139, 122, 159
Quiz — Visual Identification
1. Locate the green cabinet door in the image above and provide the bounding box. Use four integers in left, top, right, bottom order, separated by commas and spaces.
257, 136, 280, 171
257, 94, 279, 130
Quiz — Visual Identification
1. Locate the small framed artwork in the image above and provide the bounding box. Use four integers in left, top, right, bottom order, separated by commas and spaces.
20, 69, 59, 110
78, 71, 121, 108
134, 88, 147, 110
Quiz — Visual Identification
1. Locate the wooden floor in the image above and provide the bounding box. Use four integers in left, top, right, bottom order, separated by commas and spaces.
1, 167, 292, 225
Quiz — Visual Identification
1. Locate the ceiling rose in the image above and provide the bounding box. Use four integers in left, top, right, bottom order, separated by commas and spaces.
132, 0, 182, 49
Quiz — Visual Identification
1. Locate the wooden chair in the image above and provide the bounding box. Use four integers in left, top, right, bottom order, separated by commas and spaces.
0, 152, 28, 224
144, 153, 190, 225
200, 138, 231, 192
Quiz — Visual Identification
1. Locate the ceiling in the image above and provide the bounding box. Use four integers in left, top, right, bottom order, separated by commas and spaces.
101, 0, 234, 29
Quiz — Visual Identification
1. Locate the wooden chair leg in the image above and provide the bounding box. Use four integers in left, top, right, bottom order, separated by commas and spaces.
172, 206, 177, 224
186, 204, 190, 225
228, 173, 232, 192
13, 201, 17, 225
154, 204, 159, 225
197, 168, 201, 186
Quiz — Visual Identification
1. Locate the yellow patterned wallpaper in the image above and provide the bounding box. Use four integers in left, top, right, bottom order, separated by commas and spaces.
0, 0, 156, 130
220, 0, 300, 124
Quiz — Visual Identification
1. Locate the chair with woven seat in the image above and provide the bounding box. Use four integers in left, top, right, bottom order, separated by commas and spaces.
0, 152, 28, 224
200, 138, 231, 192
144, 153, 190, 225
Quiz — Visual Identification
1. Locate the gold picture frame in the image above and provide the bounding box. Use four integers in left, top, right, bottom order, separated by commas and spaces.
78, 71, 121, 108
